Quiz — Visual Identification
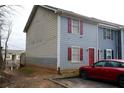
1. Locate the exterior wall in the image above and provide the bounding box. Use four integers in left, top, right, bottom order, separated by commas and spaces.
26, 6, 57, 68
59, 16, 98, 70
98, 27, 118, 59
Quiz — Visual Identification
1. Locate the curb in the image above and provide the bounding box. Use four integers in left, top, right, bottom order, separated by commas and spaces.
47, 78, 69, 88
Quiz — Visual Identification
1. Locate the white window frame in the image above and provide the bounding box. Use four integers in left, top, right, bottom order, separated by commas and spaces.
106, 49, 112, 59
72, 19, 80, 35
104, 28, 113, 40
71, 46, 81, 63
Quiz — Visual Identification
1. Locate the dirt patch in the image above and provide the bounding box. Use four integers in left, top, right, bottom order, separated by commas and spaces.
19, 65, 57, 76
1, 65, 63, 88
0, 71, 14, 87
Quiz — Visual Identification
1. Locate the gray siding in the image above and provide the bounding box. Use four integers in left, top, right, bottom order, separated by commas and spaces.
26, 6, 57, 68
59, 16, 97, 70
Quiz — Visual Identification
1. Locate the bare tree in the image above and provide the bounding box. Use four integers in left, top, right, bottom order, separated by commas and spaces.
0, 5, 5, 70
3, 21, 12, 69
0, 5, 20, 70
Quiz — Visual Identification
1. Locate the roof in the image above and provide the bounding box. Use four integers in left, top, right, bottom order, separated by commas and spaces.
23, 5, 124, 33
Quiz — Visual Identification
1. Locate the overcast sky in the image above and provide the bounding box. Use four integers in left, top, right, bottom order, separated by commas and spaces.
2, 5, 33, 50
2, 0, 124, 50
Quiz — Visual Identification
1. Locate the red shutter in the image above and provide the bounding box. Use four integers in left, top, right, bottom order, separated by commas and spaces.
68, 17, 72, 33
80, 20, 83, 35
68, 47, 72, 61
80, 48, 83, 61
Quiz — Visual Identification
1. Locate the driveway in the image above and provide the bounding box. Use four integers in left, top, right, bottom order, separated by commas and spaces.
53, 77, 119, 88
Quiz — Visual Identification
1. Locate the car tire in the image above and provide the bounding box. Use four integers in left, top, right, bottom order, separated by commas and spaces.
119, 76, 124, 88
80, 71, 88, 80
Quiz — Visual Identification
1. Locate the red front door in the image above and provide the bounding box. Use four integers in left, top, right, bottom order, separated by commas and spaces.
89, 48, 94, 66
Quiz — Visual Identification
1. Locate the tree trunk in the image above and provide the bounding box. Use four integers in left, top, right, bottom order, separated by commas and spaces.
0, 34, 3, 70
3, 42, 7, 69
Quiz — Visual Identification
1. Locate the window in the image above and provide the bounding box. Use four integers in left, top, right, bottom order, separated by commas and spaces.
120, 63, 124, 68
72, 19, 79, 34
104, 49, 114, 59
104, 61, 120, 67
103, 28, 113, 40
72, 47, 80, 62
94, 61, 106, 67
68, 47, 83, 63
68, 18, 83, 35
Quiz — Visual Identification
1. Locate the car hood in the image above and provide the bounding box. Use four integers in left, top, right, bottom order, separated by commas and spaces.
79, 66, 91, 69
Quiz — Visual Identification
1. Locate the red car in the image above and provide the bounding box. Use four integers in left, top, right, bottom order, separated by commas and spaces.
79, 59, 124, 87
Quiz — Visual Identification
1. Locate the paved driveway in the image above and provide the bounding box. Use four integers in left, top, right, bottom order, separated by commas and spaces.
54, 77, 119, 88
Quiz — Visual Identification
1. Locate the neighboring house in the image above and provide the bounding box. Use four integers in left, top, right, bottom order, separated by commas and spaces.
2, 49, 24, 61
24, 5, 124, 73
2, 49, 24, 70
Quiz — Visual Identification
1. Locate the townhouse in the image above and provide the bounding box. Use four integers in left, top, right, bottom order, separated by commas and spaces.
24, 5, 124, 73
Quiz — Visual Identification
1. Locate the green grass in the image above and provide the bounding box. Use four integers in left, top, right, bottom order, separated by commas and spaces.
19, 67, 35, 75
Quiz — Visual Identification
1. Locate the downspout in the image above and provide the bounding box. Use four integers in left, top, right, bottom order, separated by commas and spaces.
57, 15, 61, 74
96, 24, 99, 61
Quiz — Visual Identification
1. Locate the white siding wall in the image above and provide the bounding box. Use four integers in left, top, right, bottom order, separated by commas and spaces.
26, 7, 57, 68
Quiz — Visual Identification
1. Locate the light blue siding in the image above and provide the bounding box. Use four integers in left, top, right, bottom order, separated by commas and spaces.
98, 27, 120, 59
59, 16, 97, 70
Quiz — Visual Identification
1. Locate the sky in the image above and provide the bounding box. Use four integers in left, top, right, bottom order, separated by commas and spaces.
1, 0, 124, 50
1, 5, 33, 50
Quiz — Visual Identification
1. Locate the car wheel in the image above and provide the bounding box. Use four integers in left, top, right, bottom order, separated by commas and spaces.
80, 71, 88, 80
119, 76, 124, 87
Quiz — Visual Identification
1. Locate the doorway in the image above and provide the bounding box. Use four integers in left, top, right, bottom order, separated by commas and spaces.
88, 48, 95, 66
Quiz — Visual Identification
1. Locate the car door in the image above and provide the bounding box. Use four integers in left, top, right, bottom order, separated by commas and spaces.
101, 61, 121, 81
88, 61, 106, 79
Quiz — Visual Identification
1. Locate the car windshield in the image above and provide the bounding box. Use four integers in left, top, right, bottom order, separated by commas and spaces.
104, 61, 120, 67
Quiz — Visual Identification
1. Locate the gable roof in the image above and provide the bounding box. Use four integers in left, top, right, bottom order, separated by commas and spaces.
24, 5, 124, 33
